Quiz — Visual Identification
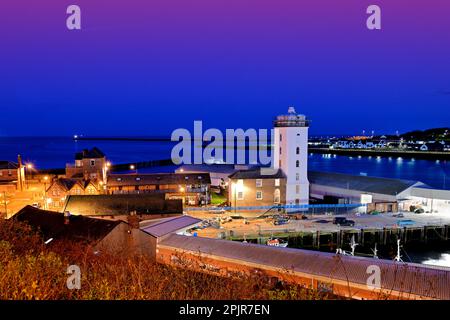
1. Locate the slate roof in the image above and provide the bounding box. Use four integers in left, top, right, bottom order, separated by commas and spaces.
0, 161, 18, 170
308, 171, 424, 196
75, 147, 105, 160
228, 168, 286, 180
140, 216, 202, 237
63, 194, 182, 216
13, 205, 121, 243
160, 234, 450, 300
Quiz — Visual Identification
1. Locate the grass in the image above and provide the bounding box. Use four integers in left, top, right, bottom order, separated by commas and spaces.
211, 192, 227, 205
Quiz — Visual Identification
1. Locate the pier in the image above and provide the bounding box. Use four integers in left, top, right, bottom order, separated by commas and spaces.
192, 210, 450, 259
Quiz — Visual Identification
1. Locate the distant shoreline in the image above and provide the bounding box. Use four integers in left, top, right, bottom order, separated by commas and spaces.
309, 147, 450, 160
74, 136, 172, 142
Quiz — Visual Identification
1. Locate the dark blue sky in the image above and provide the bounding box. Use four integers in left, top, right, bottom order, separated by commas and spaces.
1, 0, 449, 137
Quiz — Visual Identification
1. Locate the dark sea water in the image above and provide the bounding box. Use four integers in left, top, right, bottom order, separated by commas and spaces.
1, 136, 449, 266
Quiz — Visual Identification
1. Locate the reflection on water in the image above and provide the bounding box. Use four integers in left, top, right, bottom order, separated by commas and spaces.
407, 249, 450, 268
421, 253, 450, 268
308, 153, 449, 190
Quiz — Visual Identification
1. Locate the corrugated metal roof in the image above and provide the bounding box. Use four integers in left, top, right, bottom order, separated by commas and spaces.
159, 234, 450, 299
229, 168, 286, 180
309, 171, 425, 196
141, 216, 202, 237
410, 187, 450, 201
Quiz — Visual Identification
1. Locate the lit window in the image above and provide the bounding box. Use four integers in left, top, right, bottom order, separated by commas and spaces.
274, 179, 280, 187
256, 179, 262, 187
117, 178, 122, 181
274, 189, 280, 203
136, 177, 141, 181
256, 191, 263, 200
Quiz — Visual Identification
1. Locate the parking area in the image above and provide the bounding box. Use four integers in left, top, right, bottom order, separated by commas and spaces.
188, 209, 450, 239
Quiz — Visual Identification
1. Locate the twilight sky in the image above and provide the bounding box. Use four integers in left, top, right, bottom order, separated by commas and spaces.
1, 0, 449, 137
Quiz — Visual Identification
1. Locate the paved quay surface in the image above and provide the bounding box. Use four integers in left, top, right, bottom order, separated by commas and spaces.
187, 210, 450, 239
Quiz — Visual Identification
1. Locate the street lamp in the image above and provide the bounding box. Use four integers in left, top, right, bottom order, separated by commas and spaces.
43, 176, 49, 209
130, 164, 137, 174
25, 163, 33, 189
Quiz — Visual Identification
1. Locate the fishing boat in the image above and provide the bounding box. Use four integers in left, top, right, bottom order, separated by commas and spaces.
266, 238, 288, 248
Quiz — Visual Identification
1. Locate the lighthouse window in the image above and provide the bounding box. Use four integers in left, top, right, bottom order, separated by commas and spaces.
296, 160, 300, 167
296, 147, 300, 155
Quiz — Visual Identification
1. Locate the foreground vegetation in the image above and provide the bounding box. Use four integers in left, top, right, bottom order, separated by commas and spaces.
0, 219, 335, 300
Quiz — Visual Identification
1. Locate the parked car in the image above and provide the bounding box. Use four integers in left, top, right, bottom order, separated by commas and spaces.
274, 218, 289, 226
393, 213, 404, 218
333, 217, 355, 227
414, 208, 425, 214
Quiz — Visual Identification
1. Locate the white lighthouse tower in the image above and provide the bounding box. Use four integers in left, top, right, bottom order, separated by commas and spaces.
273, 107, 310, 206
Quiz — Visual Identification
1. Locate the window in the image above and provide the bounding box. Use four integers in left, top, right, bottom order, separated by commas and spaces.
274, 179, 280, 187
256, 179, 262, 187
117, 178, 122, 181
274, 189, 281, 204
256, 191, 263, 200
296, 160, 300, 167
296, 147, 300, 155
279, 147, 282, 155
280, 134, 282, 142
296, 185, 300, 194
136, 177, 141, 181
237, 191, 244, 200
90, 160, 95, 166
296, 173, 300, 181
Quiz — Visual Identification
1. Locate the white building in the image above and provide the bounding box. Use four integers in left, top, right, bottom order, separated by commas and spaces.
273, 107, 310, 205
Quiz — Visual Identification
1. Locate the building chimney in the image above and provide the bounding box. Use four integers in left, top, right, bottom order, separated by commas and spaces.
127, 211, 140, 229
64, 211, 71, 225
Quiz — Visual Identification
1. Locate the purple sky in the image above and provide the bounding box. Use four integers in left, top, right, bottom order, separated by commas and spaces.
1, 0, 449, 136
